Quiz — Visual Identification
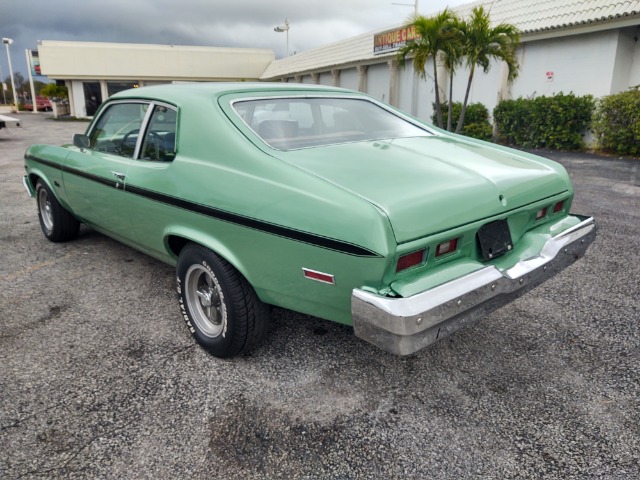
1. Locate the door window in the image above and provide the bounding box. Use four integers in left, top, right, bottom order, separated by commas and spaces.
88, 102, 149, 158
140, 105, 178, 162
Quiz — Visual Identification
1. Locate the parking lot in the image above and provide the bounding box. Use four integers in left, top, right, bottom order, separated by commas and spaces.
1, 112, 638, 479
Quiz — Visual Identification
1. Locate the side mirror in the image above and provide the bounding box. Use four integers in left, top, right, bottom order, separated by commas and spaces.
73, 134, 90, 149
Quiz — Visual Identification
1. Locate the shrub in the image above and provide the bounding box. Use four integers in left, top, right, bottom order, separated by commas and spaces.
433, 102, 493, 141
592, 89, 640, 156
461, 122, 493, 141
493, 93, 594, 150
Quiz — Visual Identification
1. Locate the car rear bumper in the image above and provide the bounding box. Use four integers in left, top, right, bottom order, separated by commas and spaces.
351, 215, 596, 356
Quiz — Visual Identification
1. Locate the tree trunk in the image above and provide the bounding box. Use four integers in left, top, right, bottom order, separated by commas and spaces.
456, 65, 475, 134
447, 70, 454, 132
433, 56, 444, 129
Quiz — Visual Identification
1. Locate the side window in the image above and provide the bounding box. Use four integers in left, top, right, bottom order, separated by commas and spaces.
140, 105, 178, 162
288, 102, 313, 130
320, 105, 363, 133
89, 103, 149, 158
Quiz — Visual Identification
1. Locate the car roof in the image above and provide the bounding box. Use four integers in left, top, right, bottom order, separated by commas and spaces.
110, 82, 355, 104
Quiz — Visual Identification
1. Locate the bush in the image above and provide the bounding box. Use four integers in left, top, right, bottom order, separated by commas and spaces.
461, 122, 493, 141
433, 102, 493, 141
493, 93, 594, 150
592, 89, 640, 156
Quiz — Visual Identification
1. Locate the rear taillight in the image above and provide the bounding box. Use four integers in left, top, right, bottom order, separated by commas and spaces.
536, 207, 547, 220
396, 249, 426, 273
553, 201, 563, 213
435, 238, 458, 257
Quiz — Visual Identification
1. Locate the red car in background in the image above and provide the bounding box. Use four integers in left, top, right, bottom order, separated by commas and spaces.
24, 96, 52, 112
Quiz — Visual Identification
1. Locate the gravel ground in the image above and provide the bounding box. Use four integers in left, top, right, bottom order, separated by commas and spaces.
1, 113, 638, 479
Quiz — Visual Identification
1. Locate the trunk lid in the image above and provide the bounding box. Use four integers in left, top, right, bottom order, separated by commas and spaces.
277, 136, 570, 243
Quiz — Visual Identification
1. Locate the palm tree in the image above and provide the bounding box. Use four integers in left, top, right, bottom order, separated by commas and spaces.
441, 17, 464, 132
456, 6, 520, 134
397, 9, 459, 129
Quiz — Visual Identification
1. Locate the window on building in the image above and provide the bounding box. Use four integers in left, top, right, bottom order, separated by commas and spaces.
83, 82, 102, 116
107, 82, 139, 97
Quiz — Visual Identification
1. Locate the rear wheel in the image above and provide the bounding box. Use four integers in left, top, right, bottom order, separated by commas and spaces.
36, 180, 80, 242
176, 244, 269, 358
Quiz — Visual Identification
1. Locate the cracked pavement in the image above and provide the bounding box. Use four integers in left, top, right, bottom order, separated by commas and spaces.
1, 113, 639, 479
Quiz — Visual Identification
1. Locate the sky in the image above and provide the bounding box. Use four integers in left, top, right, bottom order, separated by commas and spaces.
0, 0, 470, 81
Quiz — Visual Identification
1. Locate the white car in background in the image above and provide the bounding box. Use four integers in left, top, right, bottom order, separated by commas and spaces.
0, 114, 21, 130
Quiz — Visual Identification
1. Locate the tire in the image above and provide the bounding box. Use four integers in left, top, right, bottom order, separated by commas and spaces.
176, 243, 269, 358
36, 180, 80, 242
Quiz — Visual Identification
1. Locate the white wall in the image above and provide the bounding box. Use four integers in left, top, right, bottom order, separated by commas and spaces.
414, 58, 436, 123
39, 40, 275, 81
397, 62, 418, 116
340, 68, 359, 91
319, 71, 333, 86
629, 28, 640, 88
612, 27, 639, 94
510, 30, 619, 99
366, 63, 391, 103
69, 80, 86, 117
449, 60, 503, 118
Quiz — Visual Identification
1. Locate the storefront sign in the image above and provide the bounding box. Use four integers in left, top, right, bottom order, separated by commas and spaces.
373, 25, 420, 54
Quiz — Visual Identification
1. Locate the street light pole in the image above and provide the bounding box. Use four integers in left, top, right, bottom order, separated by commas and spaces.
2, 38, 18, 111
392, 0, 419, 14
0, 56, 6, 105
274, 18, 290, 57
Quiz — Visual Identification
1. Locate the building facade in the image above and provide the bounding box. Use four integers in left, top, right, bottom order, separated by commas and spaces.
37, 0, 640, 124
38, 40, 275, 117
260, 0, 640, 124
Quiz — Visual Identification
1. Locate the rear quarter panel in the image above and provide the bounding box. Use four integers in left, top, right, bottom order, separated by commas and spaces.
123, 95, 396, 324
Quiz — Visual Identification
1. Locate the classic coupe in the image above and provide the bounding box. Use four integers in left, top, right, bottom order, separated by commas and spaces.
23, 83, 596, 357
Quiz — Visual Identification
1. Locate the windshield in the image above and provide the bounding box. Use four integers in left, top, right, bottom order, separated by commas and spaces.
232, 97, 431, 150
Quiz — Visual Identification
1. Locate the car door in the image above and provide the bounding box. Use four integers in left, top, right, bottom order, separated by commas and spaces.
119, 103, 179, 258
63, 101, 152, 243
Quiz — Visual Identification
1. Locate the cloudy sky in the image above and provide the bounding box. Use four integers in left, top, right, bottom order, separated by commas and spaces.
0, 0, 470, 80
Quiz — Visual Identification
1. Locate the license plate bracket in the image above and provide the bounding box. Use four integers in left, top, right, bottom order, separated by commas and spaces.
477, 219, 513, 261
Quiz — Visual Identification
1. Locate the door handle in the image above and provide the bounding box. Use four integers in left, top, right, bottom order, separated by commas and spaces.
111, 171, 126, 181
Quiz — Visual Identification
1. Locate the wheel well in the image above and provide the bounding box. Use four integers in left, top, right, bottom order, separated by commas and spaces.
167, 235, 191, 258
166, 235, 247, 285
29, 173, 42, 188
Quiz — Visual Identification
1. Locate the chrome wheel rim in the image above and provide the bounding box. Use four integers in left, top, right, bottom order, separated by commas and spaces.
184, 264, 226, 338
38, 188, 54, 233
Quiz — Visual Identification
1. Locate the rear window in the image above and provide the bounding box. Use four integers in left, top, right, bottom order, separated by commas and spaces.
232, 97, 431, 150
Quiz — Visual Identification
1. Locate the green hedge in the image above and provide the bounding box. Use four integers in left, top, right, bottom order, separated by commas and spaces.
592, 89, 640, 156
493, 93, 594, 150
432, 102, 493, 141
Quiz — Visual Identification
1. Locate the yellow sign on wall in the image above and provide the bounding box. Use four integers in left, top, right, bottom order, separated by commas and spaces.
373, 25, 420, 54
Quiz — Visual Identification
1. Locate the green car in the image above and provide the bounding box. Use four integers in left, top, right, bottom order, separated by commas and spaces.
23, 83, 596, 357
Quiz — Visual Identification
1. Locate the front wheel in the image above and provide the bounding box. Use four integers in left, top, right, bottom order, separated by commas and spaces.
176, 244, 269, 358
36, 180, 80, 242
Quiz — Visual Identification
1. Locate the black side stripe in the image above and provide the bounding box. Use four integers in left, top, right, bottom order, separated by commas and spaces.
26, 154, 381, 258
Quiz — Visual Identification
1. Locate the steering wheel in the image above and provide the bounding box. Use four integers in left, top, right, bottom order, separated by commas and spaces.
119, 129, 161, 157
119, 129, 140, 156
142, 131, 164, 160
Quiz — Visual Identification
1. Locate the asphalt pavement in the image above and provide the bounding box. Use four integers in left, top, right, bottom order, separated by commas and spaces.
1, 112, 638, 479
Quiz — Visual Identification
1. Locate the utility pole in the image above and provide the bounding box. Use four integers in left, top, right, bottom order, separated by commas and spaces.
274, 18, 290, 57
392, 0, 419, 14
3, 38, 18, 110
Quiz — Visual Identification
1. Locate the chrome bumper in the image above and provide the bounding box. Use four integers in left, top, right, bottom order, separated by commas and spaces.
352, 216, 596, 356
22, 175, 35, 197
